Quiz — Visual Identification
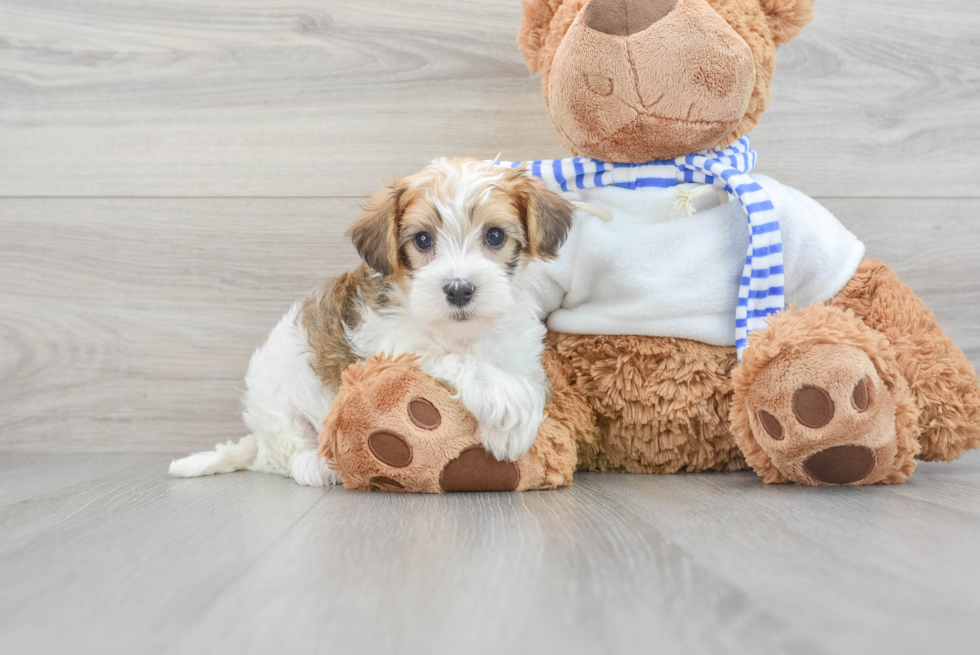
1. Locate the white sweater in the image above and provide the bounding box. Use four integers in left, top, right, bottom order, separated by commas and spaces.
527, 174, 865, 347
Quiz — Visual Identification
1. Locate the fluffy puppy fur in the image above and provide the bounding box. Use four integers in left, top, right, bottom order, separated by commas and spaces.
169, 158, 574, 485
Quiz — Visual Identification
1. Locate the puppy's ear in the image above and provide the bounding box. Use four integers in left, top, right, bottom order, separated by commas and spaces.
347, 180, 405, 276
508, 167, 575, 260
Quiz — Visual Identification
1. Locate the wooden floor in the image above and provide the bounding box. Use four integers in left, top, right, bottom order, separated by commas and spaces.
1, 452, 979, 654
2, 1, 980, 653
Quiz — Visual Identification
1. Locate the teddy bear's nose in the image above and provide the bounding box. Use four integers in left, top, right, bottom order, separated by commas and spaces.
583, 0, 679, 36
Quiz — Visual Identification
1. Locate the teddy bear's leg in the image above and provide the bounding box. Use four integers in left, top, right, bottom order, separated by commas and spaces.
732, 307, 919, 486
318, 354, 578, 493
828, 259, 980, 462
732, 259, 980, 485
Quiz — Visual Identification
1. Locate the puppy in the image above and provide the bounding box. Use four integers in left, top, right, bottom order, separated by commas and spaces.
169, 158, 574, 485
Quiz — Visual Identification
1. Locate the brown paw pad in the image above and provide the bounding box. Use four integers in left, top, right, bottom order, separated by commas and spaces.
408, 397, 441, 430
851, 377, 871, 412
758, 410, 784, 441
439, 445, 520, 492
367, 431, 413, 468
803, 445, 876, 485
371, 476, 405, 490
792, 385, 835, 429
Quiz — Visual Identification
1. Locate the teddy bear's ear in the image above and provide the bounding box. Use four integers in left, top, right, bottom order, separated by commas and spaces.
759, 0, 815, 45
518, 0, 588, 74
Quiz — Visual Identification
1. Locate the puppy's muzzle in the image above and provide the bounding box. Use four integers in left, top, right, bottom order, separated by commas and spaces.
443, 279, 476, 307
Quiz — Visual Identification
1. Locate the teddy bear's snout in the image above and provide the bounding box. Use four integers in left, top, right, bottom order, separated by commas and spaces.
582, 0, 679, 36
548, 0, 755, 162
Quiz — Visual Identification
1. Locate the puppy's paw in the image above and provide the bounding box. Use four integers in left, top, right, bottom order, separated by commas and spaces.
479, 416, 541, 462
469, 383, 545, 461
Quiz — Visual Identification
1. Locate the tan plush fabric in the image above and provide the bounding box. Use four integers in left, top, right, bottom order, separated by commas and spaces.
518, 0, 815, 161
547, 331, 745, 474
828, 260, 980, 462
731, 307, 921, 486
319, 354, 580, 493
548, 0, 756, 161
552, 260, 980, 484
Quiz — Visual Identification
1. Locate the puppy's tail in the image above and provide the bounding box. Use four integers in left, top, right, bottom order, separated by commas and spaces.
169, 436, 258, 478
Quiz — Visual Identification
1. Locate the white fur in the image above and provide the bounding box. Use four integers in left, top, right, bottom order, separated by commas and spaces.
349, 283, 549, 462
170, 159, 551, 484
170, 303, 340, 486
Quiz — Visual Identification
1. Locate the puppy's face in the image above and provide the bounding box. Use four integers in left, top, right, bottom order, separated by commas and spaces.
348, 158, 574, 336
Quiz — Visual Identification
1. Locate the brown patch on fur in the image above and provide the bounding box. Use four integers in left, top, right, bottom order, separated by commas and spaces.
471, 182, 529, 265
348, 181, 406, 277
396, 179, 442, 273
303, 263, 387, 391
367, 431, 413, 468
502, 166, 575, 259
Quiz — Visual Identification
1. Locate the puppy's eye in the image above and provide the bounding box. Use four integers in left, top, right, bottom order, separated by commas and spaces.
485, 227, 506, 248
414, 232, 433, 251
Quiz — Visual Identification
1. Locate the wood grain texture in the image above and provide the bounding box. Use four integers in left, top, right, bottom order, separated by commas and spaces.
0, 198, 363, 451
1, 0, 979, 198
0, 452, 978, 654
2, 196, 978, 453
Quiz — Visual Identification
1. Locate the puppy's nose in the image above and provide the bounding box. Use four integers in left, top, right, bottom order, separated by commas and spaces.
443, 280, 476, 307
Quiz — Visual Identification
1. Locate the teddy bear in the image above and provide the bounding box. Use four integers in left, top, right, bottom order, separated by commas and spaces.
319, 0, 980, 490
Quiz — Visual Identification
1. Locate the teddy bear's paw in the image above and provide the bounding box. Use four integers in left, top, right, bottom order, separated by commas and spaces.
743, 343, 909, 486
324, 356, 546, 493
358, 399, 523, 493
439, 445, 521, 492
355, 392, 471, 493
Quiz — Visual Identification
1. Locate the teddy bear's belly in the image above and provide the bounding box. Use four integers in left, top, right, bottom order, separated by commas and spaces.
544, 330, 747, 474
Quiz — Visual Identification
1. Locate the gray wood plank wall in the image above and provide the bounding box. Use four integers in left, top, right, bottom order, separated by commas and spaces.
2, 0, 979, 453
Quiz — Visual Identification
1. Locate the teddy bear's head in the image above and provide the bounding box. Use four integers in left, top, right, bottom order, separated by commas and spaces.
519, 0, 814, 162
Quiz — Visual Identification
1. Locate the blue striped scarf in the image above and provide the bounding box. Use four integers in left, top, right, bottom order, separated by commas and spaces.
496, 136, 783, 361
